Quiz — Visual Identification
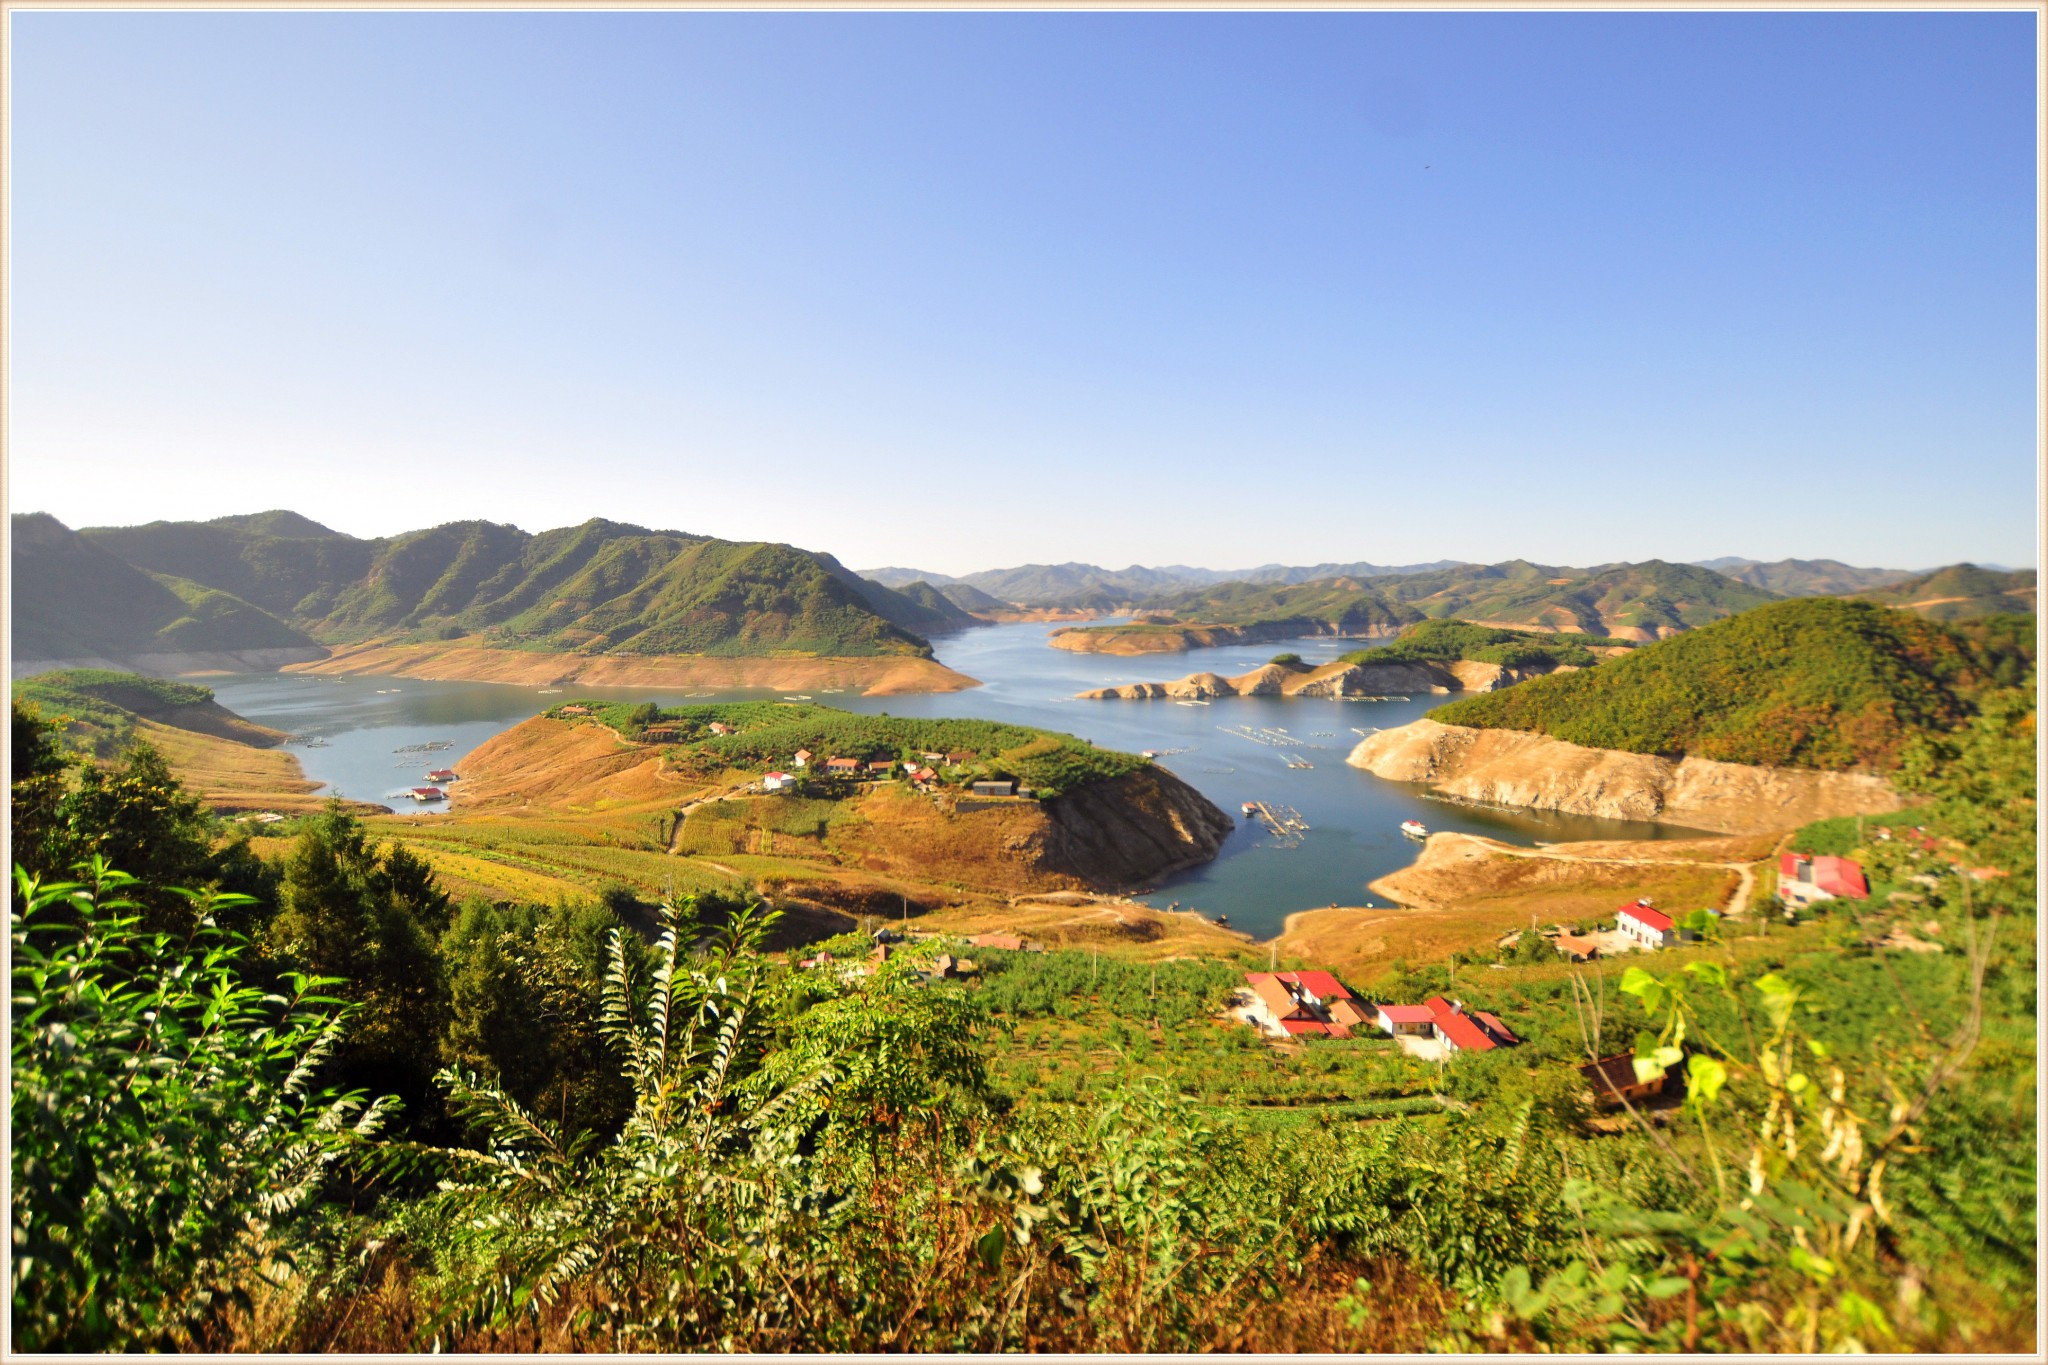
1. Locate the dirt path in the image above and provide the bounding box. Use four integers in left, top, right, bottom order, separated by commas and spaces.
1454, 833, 1770, 919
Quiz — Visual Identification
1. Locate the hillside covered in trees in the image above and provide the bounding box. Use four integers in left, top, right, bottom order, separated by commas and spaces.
1430, 598, 2034, 771
1340, 619, 1634, 670
15, 511, 970, 666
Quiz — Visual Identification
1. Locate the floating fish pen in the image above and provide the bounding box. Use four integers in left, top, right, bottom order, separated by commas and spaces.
393, 741, 456, 754
1341, 695, 1411, 703
1242, 800, 1309, 847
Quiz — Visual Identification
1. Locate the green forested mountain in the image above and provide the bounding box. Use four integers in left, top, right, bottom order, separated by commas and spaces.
1341, 619, 1632, 670
1358, 559, 1779, 637
1430, 597, 2034, 771
23, 511, 953, 660
12, 513, 318, 663
852, 578, 988, 634
1693, 556, 1912, 596
1848, 563, 2037, 621
932, 580, 1011, 614
1130, 575, 1423, 636
1109, 560, 1776, 642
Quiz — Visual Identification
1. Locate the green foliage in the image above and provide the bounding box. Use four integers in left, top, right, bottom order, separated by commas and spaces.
1432, 597, 2033, 770
265, 806, 454, 1121
439, 898, 639, 1141
561, 700, 1145, 798
10, 861, 392, 1351
1342, 618, 1629, 669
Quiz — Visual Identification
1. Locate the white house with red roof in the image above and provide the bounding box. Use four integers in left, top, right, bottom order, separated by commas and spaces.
1778, 852, 1869, 909
1616, 898, 1677, 950
793, 749, 813, 768
762, 771, 794, 792
1375, 1004, 1436, 1037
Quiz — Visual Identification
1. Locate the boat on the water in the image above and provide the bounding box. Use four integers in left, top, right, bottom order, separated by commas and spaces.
1241, 802, 1259, 816
1400, 820, 1428, 839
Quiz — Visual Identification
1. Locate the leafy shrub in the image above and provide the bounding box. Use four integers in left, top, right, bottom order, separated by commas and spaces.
10, 861, 391, 1351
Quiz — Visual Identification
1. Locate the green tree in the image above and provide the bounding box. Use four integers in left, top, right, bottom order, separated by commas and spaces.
265, 805, 452, 1123
8, 701, 76, 885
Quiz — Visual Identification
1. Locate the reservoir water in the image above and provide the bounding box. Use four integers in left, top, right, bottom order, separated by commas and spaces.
208, 622, 1704, 940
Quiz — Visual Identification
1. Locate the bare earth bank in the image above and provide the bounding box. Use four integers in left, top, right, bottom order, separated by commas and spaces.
282, 640, 982, 696
1348, 718, 1901, 835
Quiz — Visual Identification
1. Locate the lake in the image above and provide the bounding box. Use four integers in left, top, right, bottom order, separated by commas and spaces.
208, 622, 1704, 939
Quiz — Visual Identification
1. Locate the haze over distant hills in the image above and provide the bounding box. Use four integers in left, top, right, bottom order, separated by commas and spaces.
14, 510, 981, 675
860, 555, 1984, 609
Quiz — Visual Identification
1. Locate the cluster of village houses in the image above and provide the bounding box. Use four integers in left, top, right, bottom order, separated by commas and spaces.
762, 749, 1022, 798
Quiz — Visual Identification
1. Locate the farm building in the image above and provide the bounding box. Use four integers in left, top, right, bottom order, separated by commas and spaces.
762, 772, 794, 792
970, 779, 1016, 797
1778, 853, 1869, 908
1375, 1004, 1436, 1037
642, 726, 679, 743
425, 768, 458, 782
1241, 970, 1367, 1039
824, 757, 862, 773
794, 749, 813, 767
408, 787, 446, 803
1615, 899, 1677, 950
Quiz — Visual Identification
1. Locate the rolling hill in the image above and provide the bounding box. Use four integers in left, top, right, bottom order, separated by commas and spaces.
1847, 564, 2036, 621
31, 512, 958, 664
12, 513, 320, 668
1339, 618, 1634, 670
1428, 597, 2034, 772
1693, 556, 1913, 596
933, 581, 1011, 614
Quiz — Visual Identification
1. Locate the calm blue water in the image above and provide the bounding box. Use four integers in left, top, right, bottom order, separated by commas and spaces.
208, 623, 1702, 939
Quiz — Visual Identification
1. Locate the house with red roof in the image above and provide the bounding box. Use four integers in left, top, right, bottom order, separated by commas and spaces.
868, 759, 897, 774
1778, 852, 1869, 909
408, 787, 446, 803
824, 757, 862, 773
1375, 1004, 1436, 1037
1616, 898, 1676, 950
793, 749, 813, 768
1241, 970, 1361, 1039
762, 771, 794, 792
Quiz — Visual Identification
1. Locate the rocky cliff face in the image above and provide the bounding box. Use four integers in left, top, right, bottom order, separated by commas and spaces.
1035, 764, 1235, 888
1347, 719, 1901, 835
1078, 658, 1569, 701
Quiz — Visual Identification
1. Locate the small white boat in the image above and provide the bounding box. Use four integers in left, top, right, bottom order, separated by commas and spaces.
1400, 820, 1428, 839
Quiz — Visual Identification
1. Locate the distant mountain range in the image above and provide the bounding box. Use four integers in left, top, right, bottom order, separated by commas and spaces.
14, 511, 981, 672
859, 555, 1976, 609
1114, 559, 1781, 643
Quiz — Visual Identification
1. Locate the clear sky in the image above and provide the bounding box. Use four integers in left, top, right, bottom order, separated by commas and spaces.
9, 10, 2039, 575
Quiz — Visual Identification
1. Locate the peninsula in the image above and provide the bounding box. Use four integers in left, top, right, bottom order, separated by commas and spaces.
1076, 620, 1625, 699
1348, 598, 2032, 830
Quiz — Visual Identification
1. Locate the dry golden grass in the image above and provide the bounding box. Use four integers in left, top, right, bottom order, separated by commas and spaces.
136, 719, 365, 815
915, 896, 1256, 962
1272, 832, 1745, 977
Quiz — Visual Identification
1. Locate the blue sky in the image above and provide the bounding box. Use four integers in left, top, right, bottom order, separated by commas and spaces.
9, 10, 2038, 574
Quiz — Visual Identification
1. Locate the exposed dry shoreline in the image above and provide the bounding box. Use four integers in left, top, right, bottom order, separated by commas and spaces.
283, 639, 982, 696
1078, 657, 1567, 700
1049, 620, 1401, 656
1348, 718, 1901, 835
